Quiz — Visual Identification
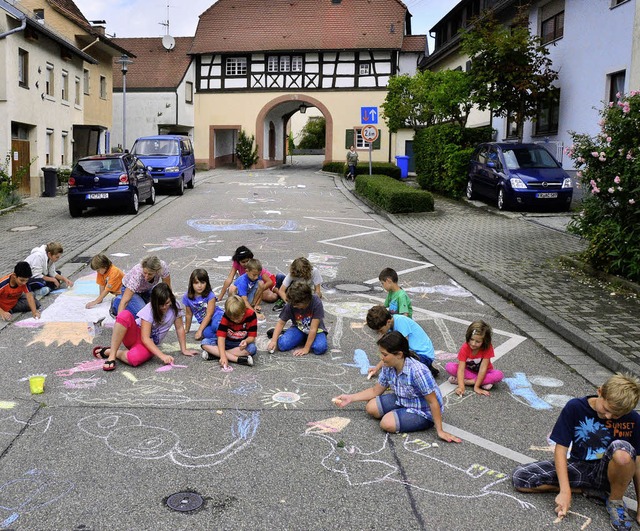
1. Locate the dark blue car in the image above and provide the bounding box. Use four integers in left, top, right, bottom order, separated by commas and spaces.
467, 143, 573, 211
67, 154, 156, 217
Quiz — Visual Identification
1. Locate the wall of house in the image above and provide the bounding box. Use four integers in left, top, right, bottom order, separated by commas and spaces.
194, 89, 389, 168
0, 27, 83, 195
398, 52, 423, 76
632, 0, 640, 90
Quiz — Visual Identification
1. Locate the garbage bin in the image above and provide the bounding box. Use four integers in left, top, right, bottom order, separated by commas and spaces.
395, 155, 409, 179
42, 167, 58, 197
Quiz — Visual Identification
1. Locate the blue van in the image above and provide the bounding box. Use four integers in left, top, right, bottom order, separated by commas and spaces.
131, 135, 195, 195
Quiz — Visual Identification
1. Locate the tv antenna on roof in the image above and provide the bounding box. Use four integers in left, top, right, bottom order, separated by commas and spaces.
159, 2, 175, 50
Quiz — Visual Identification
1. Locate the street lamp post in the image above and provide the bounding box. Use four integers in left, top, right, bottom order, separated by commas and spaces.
116, 55, 133, 151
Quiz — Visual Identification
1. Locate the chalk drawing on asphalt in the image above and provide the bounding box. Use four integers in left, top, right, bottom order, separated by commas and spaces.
0, 469, 75, 529
187, 218, 297, 232
27, 322, 96, 347
143, 235, 224, 252
78, 411, 260, 468
0, 416, 52, 436
505, 373, 573, 411
305, 416, 351, 434
54, 359, 105, 377
261, 389, 307, 409
0, 402, 16, 410
62, 376, 103, 390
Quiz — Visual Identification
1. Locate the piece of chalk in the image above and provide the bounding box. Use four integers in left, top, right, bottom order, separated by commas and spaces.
216, 410, 223, 415
331, 397, 342, 404
269, 349, 275, 354
367, 373, 373, 380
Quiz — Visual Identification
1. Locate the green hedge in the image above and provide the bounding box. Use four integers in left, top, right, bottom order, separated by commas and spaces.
323, 161, 401, 179
355, 174, 434, 213
415, 124, 492, 198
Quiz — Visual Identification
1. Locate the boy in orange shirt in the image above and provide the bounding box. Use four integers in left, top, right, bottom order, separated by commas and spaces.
0, 261, 40, 321
86, 254, 125, 309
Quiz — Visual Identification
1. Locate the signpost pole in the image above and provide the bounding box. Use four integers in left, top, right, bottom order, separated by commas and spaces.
369, 142, 373, 175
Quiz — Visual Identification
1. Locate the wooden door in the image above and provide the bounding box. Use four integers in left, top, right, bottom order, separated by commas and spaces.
11, 139, 30, 195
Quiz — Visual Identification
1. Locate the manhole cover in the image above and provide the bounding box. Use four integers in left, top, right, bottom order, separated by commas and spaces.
334, 283, 372, 293
10, 225, 38, 232
166, 492, 204, 512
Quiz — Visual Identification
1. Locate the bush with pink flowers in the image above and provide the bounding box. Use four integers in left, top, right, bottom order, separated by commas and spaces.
567, 91, 640, 282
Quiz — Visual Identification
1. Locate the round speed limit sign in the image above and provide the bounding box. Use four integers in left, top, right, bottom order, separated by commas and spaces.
362, 125, 379, 144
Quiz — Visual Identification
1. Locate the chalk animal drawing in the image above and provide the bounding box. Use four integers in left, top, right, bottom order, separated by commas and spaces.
343, 349, 373, 375
78, 411, 259, 468
505, 373, 573, 411
0, 469, 75, 528
143, 235, 224, 252
187, 218, 297, 232
54, 359, 105, 377
303, 426, 534, 509
0, 416, 51, 436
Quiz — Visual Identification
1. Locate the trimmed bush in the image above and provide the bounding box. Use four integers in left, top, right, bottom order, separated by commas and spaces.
322, 161, 401, 179
415, 124, 492, 198
355, 174, 434, 213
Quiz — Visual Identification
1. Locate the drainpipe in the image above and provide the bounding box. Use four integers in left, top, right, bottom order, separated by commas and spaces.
81, 37, 100, 52
0, 17, 26, 39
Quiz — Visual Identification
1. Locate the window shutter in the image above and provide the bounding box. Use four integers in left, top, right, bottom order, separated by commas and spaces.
373, 129, 381, 149
345, 129, 354, 149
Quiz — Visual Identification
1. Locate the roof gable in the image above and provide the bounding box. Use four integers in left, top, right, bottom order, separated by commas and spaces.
191, 0, 410, 54
112, 37, 194, 90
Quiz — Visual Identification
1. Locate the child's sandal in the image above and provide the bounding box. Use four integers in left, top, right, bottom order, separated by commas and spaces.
92, 346, 109, 359
103, 359, 116, 372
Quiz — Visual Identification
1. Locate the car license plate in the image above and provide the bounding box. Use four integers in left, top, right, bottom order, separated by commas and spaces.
153, 178, 158, 183
536, 192, 558, 199
87, 193, 108, 199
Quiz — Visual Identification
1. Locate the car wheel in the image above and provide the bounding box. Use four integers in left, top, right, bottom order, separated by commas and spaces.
128, 191, 139, 214
466, 179, 476, 200
69, 205, 83, 218
146, 186, 156, 205
497, 188, 510, 211
186, 171, 195, 189
176, 177, 184, 196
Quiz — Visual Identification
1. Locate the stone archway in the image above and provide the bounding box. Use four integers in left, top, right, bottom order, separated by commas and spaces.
255, 94, 333, 169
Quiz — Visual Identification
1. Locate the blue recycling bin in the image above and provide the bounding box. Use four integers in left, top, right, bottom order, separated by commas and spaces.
395, 155, 409, 179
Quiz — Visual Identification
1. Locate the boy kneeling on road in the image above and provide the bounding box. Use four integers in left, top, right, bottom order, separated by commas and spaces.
512, 373, 640, 530
0, 261, 40, 321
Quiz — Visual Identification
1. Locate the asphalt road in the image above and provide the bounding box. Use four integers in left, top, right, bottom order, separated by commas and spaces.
0, 162, 622, 530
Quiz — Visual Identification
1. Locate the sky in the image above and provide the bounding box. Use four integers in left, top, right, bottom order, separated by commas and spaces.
73, 0, 460, 53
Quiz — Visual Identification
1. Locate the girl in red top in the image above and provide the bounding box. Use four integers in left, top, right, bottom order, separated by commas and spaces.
445, 320, 504, 396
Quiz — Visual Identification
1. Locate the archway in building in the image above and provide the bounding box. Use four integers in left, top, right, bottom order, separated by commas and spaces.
255, 95, 333, 169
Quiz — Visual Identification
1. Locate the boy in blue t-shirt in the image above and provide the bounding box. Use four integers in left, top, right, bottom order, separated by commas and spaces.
512, 373, 640, 530
366, 305, 437, 379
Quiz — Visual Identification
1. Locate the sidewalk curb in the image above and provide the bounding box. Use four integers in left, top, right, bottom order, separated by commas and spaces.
333, 173, 640, 378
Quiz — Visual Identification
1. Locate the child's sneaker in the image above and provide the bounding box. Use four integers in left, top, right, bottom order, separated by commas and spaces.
201, 350, 214, 361
606, 498, 632, 530
34, 286, 51, 300
448, 376, 458, 385
237, 355, 254, 367
481, 383, 493, 391
272, 299, 285, 312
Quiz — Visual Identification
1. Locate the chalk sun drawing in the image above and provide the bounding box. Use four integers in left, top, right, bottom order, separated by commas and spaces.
77, 411, 260, 468
261, 389, 307, 409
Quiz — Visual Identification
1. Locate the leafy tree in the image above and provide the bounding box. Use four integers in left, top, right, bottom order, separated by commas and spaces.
459, 7, 558, 138
235, 130, 259, 169
297, 117, 326, 149
429, 70, 473, 127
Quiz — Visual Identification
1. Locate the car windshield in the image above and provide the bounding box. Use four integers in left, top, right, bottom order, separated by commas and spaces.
132, 139, 179, 156
502, 147, 559, 170
75, 159, 125, 174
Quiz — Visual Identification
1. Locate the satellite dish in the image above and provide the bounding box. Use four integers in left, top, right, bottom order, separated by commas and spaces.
162, 35, 175, 51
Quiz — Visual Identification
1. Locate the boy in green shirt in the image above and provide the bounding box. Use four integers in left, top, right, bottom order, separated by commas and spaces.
379, 267, 412, 318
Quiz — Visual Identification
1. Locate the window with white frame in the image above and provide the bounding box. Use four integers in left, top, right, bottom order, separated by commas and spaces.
61, 70, 68, 101
74, 76, 80, 105
354, 128, 366, 149
609, 70, 626, 102
225, 57, 247, 76
540, 1, 564, 44
18, 48, 28, 88
83, 69, 90, 95
99, 75, 107, 99
291, 56, 303, 72
61, 131, 68, 165
359, 63, 370, 75
279, 56, 290, 72
45, 63, 54, 96
267, 56, 278, 72
46, 129, 53, 165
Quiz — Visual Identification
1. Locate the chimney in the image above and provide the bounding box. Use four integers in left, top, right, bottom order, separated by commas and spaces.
90, 20, 106, 36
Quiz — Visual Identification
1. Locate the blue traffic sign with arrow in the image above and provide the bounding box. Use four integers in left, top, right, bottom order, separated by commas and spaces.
361, 107, 378, 124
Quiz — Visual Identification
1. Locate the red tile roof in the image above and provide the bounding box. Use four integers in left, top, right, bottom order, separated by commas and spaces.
111, 37, 194, 89
191, 0, 410, 54
47, 0, 91, 30
401, 34, 426, 53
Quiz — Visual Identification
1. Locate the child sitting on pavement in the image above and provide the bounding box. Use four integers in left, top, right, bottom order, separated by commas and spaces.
379, 267, 412, 318
85, 254, 124, 309
0, 261, 40, 321
275, 256, 323, 312
512, 372, 640, 530
445, 320, 504, 396
24, 241, 74, 299
333, 331, 460, 441
218, 245, 253, 301
267, 280, 327, 356
232, 258, 278, 320
183, 268, 223, 341
201, 295, 257, 368
366, 305, 438, 379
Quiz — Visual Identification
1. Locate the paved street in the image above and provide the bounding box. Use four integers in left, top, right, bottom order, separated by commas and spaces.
0, 160, 637, 529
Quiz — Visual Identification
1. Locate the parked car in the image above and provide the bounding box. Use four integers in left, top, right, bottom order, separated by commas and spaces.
130, 135, 195, 195
67, 154, 156, 217
467, 143, 573, 211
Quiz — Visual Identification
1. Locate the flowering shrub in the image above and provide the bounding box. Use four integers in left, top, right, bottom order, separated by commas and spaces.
0, 155, 21, 210
567, 91, 640, 282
